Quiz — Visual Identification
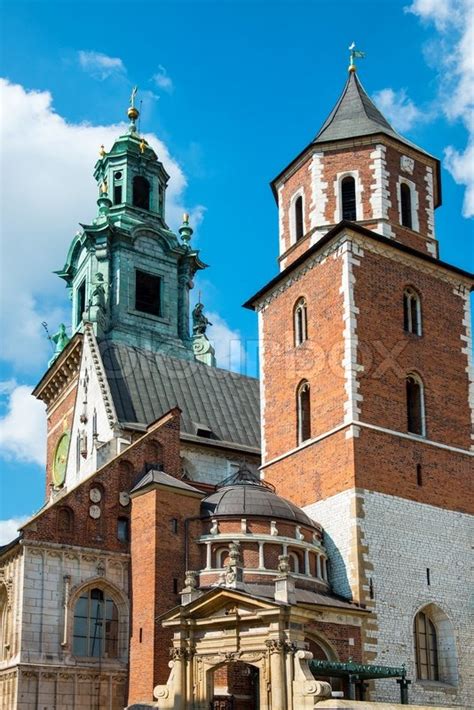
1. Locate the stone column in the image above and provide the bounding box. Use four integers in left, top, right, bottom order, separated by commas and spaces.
170, 648, 187, 710
316, 554, 322, 579
304, 549, 310, 576
258, 542, 265, 569
205, 542, 212, 570
266, 640, 286, 710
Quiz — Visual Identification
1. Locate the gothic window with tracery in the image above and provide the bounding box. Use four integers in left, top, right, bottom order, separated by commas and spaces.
414, 610, 439, 680
403, 287, 422, 335
294, 298, 308, 346
72, 587, 118, 658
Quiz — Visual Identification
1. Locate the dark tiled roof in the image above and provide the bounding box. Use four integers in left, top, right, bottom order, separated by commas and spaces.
239, 584, 366, 611
313, 72, 433, 158
100, 341, 260, 450
201, 483, 315, 527
130, 469, 203, 495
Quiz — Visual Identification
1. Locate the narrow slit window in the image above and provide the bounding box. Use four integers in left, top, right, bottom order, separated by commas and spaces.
113, 185, 122, 205
406, 374, 425, 436
297, 380, 311, 444
135, 270, 161, 316
341, 176, 357, 220
400, 183, 413, 228
295, 196, 304, 241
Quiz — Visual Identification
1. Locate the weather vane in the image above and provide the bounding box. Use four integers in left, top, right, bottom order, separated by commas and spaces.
349, 42, 365, 73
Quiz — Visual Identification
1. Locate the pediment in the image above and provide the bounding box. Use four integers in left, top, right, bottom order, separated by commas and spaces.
161, 588, 283, 623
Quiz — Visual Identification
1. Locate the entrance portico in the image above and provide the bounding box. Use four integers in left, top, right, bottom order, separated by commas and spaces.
153, 588, 333, 709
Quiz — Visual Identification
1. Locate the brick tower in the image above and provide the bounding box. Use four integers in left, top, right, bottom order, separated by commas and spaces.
245, 61, 473, 706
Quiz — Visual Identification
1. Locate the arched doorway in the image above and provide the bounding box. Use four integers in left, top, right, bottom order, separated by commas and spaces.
211, 661, 260, 710
306, 637, 346, 697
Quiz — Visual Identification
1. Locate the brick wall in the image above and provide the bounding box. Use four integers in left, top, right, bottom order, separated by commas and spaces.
128, 485, 202, 703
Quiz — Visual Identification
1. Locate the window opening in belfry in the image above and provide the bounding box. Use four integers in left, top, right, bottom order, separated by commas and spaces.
135, 270, 161, 316
401, 183, 413, 228
295, 195, 304, 240
341, 176, 357, 220
133, 175, 150, 210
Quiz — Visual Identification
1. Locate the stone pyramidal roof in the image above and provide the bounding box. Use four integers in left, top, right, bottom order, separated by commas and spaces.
313, 71, 432, 158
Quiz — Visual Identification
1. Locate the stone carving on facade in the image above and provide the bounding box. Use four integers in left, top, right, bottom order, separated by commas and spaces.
277, 554, 290, 575
270, 520, 279, 536
400, 155, 415, 174
265, 638, 285, 654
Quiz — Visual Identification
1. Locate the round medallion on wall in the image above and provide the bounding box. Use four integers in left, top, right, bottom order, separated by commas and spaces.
52, 431, 70, 488
89, 504, 101, 519
119, 491, 130, 507
89, 487, 102, 503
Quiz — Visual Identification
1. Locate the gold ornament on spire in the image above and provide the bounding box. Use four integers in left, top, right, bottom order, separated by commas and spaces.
139, 138, 146, 154
99, 144, 106, 157
128, 85, 139, 122
348, 42, 365, 73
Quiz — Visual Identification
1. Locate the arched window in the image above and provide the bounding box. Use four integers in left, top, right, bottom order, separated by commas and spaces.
295, 196, 304, 241
414, 610, 439, 681
341, 176, 357, 221
72, 587, 118, 658
132, 176, 150, 210
403, 288, 422, 335
215, 548, 230, 568
400, 183, 413, 229
297, 380, 311, 444
294, 298, 308, 346
288, 551, 300, 574
57, 507, 74, 534
406, 373, 426, 436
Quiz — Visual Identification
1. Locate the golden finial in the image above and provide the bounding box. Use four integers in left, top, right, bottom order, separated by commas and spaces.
183, 212, 189, 224
128, 85, 140, 122
99, 144, 106, 157
139, 138, 146, 154
100, 179, 108, 195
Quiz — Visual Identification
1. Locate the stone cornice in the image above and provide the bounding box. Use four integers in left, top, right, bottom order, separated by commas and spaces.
32, 335, 83, 408
244, 225, 472, 312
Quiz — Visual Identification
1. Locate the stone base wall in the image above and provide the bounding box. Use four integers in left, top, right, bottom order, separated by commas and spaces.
304, 489, 473, 709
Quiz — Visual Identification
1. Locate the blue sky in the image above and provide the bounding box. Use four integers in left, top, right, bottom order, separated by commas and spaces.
0, 0, 473, 539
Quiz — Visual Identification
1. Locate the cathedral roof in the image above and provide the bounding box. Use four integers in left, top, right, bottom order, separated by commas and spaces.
313, 71, 432, 157
201, 469, 315, 526
100, 341, 260, 451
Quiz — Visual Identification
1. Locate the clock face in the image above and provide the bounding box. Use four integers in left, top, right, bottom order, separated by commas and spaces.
52, 432, 70, 487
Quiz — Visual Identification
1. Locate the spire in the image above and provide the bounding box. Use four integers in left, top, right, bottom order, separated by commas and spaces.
127, 86, 139, 133
313, 69, 433, 158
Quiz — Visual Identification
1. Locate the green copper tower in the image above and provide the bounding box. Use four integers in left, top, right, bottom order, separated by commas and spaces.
55, 90, 206, 360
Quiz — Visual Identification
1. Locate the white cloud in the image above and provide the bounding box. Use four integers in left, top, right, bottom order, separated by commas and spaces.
407, 0, 474, 217
0, 517, 29, 545
0, 78, 204, 369
0, 383, 46, 466
152, 65, 173, 92
78, 50, 125, 80
373, 88, 426, 133
207, 312, 244, 373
